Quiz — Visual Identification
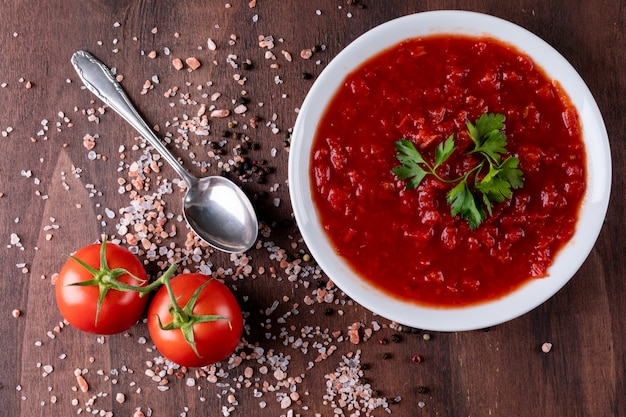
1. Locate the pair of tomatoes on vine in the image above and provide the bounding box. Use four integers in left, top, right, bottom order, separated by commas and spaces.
55, 238, 243, 368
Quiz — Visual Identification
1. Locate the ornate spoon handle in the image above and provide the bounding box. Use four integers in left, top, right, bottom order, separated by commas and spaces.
70, 50, 194, 185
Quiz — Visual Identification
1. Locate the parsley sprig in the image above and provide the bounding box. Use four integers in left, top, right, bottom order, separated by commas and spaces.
392, 113, 524, 229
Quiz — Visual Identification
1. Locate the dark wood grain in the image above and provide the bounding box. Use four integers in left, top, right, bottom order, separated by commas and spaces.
1, 1, 624, 416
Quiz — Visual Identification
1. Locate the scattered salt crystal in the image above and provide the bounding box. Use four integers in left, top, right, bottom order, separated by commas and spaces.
265, 300, 280, 315
10, 233, 20, 245
273, 368, 286, 381
280, 395, 292, 409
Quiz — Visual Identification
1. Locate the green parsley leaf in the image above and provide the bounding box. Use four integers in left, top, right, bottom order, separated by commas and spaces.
391, 139, 429, 190
471, 113, 506, 142
447, 181, 484, 230
480, 164, 510, 199
434, 134, 456, 168
497, 157, 524, 189
469, 113, 508, 164
392, 112, 524, 229
394, 138, 426, 165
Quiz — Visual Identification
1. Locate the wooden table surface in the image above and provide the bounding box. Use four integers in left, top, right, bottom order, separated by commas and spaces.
1, 1, 624, 416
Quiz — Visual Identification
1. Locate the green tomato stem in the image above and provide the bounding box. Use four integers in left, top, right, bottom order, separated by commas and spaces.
139, 263, 179, 295
155, 272, 230, 359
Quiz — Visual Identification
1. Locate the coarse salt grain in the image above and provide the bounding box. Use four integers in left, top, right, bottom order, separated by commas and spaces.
10, 233, 20, 245
186, 57, 201, 71
210, 109, 230, 118
273, 368, 286, 381
280, 395, 292, 409
76, 374, 89, 392
172, 58, 184, 70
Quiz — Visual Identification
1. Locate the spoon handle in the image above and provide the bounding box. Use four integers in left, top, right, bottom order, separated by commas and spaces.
70, 50, 195, 185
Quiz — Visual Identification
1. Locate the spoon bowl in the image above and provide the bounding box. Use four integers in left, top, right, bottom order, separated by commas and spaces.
183, 176, 258, 253
71, 50, 258, 253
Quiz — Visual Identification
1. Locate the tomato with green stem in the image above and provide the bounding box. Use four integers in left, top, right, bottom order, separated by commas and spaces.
147, 271, 243, 368
55, 238, 149, 335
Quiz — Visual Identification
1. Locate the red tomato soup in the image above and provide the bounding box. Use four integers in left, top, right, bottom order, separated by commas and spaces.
310, 35, 586, 307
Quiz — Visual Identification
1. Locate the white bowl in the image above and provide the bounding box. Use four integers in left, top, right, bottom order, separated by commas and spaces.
288, 10, 611, 331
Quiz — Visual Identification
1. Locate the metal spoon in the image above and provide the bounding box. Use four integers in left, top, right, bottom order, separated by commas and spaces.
71, 50, 258, 253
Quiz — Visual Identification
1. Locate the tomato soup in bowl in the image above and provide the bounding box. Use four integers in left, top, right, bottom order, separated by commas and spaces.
289, 11, 611, 331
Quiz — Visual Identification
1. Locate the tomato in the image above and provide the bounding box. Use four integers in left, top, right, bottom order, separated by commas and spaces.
147, 273, 243, 368
55, 240, 148, 335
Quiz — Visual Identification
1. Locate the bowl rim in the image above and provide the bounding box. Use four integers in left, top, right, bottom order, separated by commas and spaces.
288, 10, 612, 331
